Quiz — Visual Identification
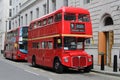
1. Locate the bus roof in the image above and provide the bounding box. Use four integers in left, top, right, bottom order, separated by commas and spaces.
7, 26, 28, 33
30, 6, 90, 24
62, 6, 89, 14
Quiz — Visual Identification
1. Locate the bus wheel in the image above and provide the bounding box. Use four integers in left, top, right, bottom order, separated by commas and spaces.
84, 66, 91, 73
32, 56, 36, 67
53, 59, 63, 73
4, 53, 7, 59
12, 54, 14, 60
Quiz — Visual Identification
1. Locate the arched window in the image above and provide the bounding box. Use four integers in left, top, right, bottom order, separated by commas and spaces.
104, 17, 113, 26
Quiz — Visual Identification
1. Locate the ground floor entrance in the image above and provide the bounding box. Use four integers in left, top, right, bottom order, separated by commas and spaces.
98, 31, 114, 66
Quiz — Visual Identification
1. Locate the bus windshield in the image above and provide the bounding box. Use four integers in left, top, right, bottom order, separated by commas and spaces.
19, 42, 28, 54
64, 13, 76, 21
78, 14, 90, 22
20, 27, 28, 38
64, 37, 84, 50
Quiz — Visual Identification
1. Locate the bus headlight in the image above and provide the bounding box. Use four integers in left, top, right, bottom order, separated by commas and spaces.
18, 54, 21, 57
88, 58, 92, 62
64, 57, 69, 62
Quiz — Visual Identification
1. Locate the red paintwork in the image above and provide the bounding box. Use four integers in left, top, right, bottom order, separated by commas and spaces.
4, 26, 27, 61
28, 7, 93, 70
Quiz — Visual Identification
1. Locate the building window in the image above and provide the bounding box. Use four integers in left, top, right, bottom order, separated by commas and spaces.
19, 3, 21, 8
16, 6, 18, 13
104, 17, 113, 26
84, 0, 90, 4
9, 9, 12, 17
13, 8, 15, 16
9, 21, 11, 30
15, 19, 17, 27
12, 22, 14, 28
30, 11, 33, 21
10, 0, 12, 6
21, 16, 23, 26
25, 14, 28, 25
43, 4, 47, 15
36, 8, 39, 18
52, 0, 56, 11
64, 0, 68, 6
47, 0, 49, 13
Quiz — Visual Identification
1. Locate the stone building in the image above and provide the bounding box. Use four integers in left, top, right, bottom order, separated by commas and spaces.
82, 0, 120, 67
0, 0, 10, 52
69, 0, 120, 67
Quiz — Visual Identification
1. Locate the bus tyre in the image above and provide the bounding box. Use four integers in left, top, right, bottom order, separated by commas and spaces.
32, 56, 36, 67
54, 59, 63, 73
84, 66, 91, 72
12, 54, 14, 60
4, 53, 7, 59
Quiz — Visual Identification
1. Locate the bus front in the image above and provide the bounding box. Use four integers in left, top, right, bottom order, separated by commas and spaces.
17, 26, 28, 60
61, 7, 93, 72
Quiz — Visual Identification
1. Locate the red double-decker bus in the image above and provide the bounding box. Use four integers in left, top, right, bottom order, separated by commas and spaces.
4, 26, 28, 61
28, 7, 93, 73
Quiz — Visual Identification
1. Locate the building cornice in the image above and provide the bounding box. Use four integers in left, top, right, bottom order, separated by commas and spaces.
20, 0, 37, 13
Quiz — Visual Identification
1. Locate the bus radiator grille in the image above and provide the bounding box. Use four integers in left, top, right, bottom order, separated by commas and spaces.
72, 56, 87, 68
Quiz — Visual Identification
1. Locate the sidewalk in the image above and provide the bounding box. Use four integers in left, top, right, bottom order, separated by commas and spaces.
91, 65, 120, 77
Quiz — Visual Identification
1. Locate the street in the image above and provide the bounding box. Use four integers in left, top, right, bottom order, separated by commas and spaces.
0, 54, 119, 80
0, 56, 49, 80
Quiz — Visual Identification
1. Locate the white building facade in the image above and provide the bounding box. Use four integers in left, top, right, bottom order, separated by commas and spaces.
0, 0, 11, 51
83, 0, 120, 67
1, 0, 120, 67
70, 0, 120, 67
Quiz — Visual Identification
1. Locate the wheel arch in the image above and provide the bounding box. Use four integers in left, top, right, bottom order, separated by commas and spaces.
53, 56, 61, 66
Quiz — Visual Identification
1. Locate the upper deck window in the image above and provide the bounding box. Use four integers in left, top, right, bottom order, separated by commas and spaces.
29, 24, 33, 30
20, 27, 28, 38
38, 21, 42, 26
78, 14, 90, 22
54, 13, 62, 22
34, 22, 37, 28
64, 13, 76, 21
48, 16, 53, 24
43, 19, 47, 25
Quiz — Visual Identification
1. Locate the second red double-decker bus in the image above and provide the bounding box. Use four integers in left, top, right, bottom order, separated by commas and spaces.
28, 7, 93, 73
4, 26, 28, 61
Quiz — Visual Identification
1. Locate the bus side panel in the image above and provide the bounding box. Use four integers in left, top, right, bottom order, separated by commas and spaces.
27, 39, 32, 63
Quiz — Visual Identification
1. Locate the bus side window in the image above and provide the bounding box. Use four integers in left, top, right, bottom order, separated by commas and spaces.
54, 13, 62, 22
43, 19, 47, 26
42, 42, 47, 49
78, 14, 90, 22
29, 24, 33, 30
42, 42, 45, 49
34, 22, 37, 28
64, 13, 76, 21
48, 16, 53, 24
48, 41, 53, 49
38, 42, 41, 49
38, 21, 41, 27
